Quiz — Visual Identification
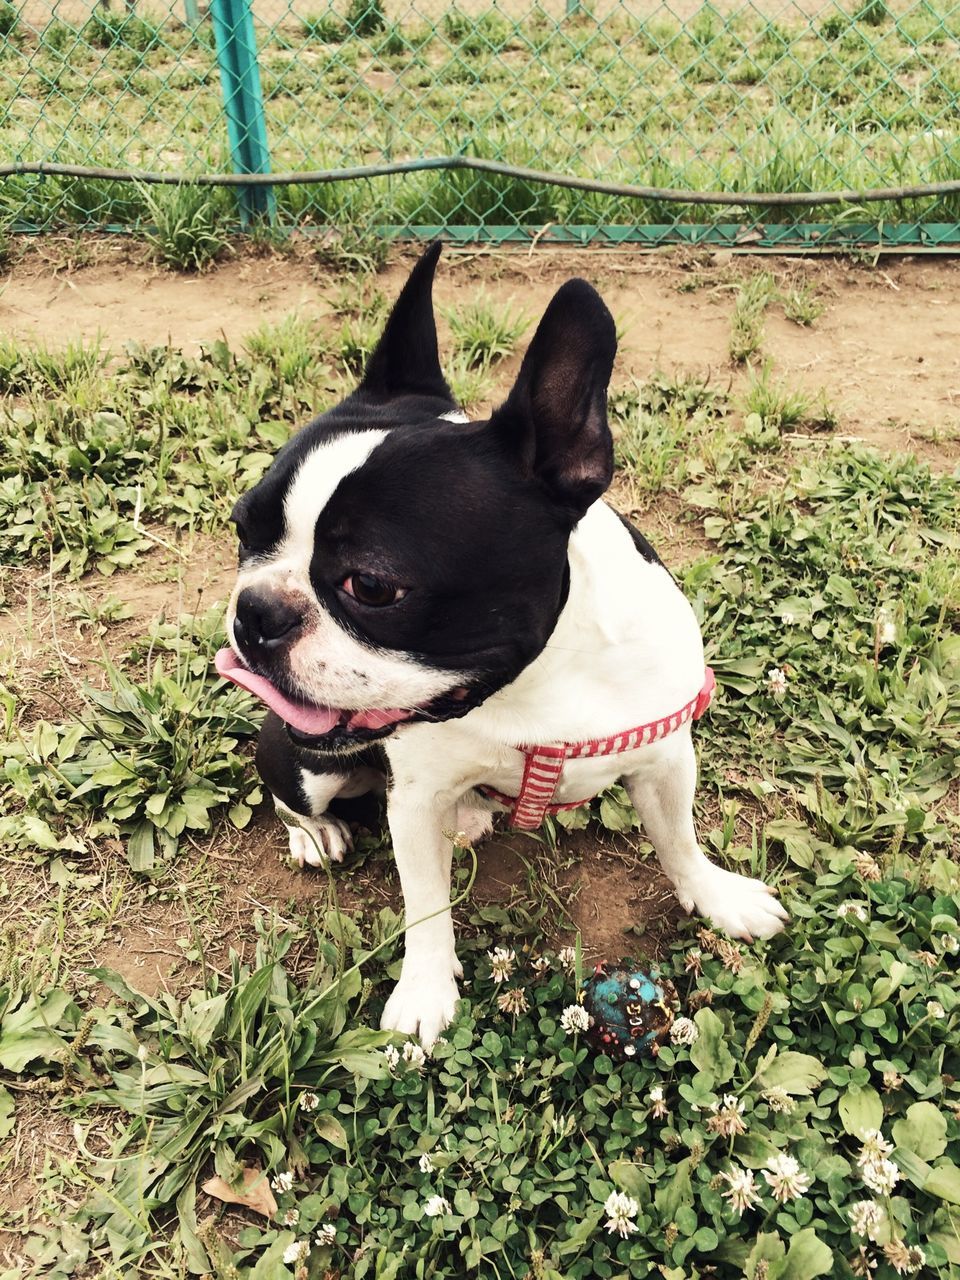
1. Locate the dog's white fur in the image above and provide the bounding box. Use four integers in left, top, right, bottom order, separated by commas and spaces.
251, 490, 787, 1045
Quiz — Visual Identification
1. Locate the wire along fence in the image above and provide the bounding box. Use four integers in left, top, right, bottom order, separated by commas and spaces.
3, 0, 960, 248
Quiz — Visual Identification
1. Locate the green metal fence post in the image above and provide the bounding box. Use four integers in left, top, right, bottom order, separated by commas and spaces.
209, 0, 275, 226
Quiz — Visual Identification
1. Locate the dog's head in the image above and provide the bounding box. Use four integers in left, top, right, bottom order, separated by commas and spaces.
215, 244, 617, 750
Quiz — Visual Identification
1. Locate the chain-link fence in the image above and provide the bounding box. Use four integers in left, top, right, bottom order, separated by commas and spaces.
3, 0, 960, 246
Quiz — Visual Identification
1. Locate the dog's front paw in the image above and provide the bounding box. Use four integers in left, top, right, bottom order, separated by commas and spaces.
381, 966, 460, 1048
285, 814, 353, 867
675, 863, 789, 942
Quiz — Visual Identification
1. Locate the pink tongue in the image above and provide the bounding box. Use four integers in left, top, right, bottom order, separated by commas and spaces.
214, 648, 413, 736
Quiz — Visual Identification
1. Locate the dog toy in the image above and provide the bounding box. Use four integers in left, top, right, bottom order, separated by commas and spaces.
581, 960, 676, 1061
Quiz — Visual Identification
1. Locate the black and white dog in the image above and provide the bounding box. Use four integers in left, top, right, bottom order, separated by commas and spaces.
215, 245, 787, 1044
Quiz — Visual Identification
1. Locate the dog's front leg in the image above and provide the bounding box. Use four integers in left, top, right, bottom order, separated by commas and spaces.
380, 792, 462, 1046
622, 733, 789, 942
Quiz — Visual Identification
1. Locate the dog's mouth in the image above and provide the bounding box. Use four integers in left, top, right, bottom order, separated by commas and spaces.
214, 647, 471, 745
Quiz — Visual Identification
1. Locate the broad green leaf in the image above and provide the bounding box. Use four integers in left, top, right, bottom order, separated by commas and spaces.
654, 1158, 693, 1220
314, 1113, 349, 1151
250, 1233, 296, 1280
0, 1027, 67, 1072
838, 1085, 883, 1138
608, 1159, 646, 1199
126, 820, 155, 871
758, 1049, 827, 1097
925, 1161, 960, 1205
782, 1228, 833, 1279
931, 1210, 960, 1264
179, 993, 228, 1049
745, 1232, 786, 1280
0, 1086, 14, 1139
892, 1101, 948, 1160
689, 1009, 735, 1083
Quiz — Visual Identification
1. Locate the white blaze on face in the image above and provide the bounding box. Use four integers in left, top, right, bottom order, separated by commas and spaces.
227, 428, 466, 713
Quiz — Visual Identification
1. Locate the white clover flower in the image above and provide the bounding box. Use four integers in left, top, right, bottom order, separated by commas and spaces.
299, 1091, 320, 1112
648, 1085, 669, 1119
558, 945, 577, 970
487, 946, 516, 983
707, 1094, 747, 1137
838, 903, 868, 922
883, 1241, 926, 1274
418, 1152, 435, 1174
560, 1004, 591, 1034
766, 666, 788, 696
497, 987, 529, 1016
877, 612, 897, 646
782, 610, 795, 625
403, 1041, 426, 1072
282, 1208, 300, 1227
314, 1223, 337, 1247
848, 1199, 885, 1241
926, 1000, 945, 1019
763, 1153, 812, 1203
861, 1157, 900, 1196
669, 1016, 699, 1046
762, 1087, 794, 1113
282, 1240, 309, 1265
531, 955, 551, 977
136, 1042, 148, 1064
857, 1130, 894, 1167
603, 1190, 639, 1238
271, 1170, 294, 1193
719, 1166, 761, 1215
424, 1194, 450, 1218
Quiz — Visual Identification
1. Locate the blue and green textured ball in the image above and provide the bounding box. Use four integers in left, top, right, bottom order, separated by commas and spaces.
580, 960, 676, 1061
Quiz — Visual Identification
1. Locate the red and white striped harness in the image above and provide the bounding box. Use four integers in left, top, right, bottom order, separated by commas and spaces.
478, 667, 716, 830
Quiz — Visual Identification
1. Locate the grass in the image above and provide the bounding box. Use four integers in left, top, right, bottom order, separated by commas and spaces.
138, 183, 230, 273
729, 273, 777, 364
2, 6, 960, 233
2, 274, 960, 1277
445, 291, 528, 368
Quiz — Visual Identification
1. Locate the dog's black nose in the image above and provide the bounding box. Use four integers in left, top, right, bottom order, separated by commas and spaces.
233, 589, 303, 654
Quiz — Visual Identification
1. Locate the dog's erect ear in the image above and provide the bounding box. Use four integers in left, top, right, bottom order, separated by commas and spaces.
358, 242, 453, 402
490, 279, 617, 517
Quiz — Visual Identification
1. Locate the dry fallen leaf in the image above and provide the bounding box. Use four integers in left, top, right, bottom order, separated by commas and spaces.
201, 1167, 278, 1219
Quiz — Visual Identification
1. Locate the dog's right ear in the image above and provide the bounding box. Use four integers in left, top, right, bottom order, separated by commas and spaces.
490, 278, 617, 518
358, 242, 453, 403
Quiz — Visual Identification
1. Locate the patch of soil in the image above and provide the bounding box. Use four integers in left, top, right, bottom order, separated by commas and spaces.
3, 240, 960, 467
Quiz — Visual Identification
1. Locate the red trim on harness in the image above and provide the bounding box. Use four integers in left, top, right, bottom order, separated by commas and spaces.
478, 666, 716, 830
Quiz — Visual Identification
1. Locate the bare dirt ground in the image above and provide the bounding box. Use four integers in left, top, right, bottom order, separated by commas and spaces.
6, 238, 960, 463
2, 238, 959, 1241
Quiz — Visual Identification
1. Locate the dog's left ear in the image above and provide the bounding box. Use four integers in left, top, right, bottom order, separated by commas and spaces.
490, 278, 617, 518
359, 242, 453, 403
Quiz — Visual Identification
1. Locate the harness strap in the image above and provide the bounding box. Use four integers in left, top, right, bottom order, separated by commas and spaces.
478, 666, 716, 830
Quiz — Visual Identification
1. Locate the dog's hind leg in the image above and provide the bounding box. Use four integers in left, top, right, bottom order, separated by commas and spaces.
622, 732, 788, 942
255, 712, 384, 867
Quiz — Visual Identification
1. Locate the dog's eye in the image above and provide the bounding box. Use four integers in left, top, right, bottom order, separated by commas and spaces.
341, 574, 407, 607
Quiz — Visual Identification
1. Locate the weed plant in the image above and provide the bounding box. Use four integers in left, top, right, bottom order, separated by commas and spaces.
0, 611, 261, 869
729, 273, 776, 364
445, 292, 528, 369
139, 184, 230, 273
